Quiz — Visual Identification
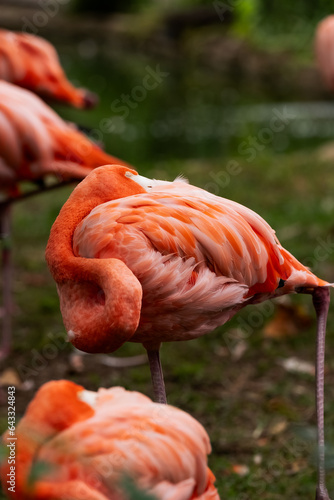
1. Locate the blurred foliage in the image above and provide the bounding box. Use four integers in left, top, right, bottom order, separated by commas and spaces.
71, 0, 334, 23
258, 0, 334, 29
70, 0, 334, 57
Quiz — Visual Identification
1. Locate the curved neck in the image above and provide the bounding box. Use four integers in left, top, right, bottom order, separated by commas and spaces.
45, 165, 145, 354
45, 165, 144, 281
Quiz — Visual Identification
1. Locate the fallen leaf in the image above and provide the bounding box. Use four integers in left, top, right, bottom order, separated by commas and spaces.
256, 438, 268, 447
287, 459, 306, 475
317, 141, 334, 162
252, 423, 264, 439
263, 303, 312, 339
0, 368, 21, 387
231, 464, 249, 476
267, 418, 288, 436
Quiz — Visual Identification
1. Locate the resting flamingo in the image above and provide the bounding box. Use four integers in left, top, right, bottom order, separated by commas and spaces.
0, 81, 129, 358
0, 380, 219, 500
46, 164, 332, 500
0, 29, 97, 108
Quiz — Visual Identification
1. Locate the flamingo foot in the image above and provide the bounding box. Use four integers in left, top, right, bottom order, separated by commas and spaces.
146, 347, 167, 404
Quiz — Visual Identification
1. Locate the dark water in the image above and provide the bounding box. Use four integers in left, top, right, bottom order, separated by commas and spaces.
53, 40, 334, 170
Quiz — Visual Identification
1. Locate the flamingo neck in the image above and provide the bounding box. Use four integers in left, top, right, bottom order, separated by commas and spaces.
45, 165, 144, 282
45, 165, 144, 354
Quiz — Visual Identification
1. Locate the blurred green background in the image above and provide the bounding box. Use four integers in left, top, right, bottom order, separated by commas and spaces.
1, 0, 334, 498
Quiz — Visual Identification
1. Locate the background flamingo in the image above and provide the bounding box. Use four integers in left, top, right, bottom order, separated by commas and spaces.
0, 379, 219, 500
46, 164, 332, 500
0, 29, 97, 109
0, 81, 129, 358
0, 27, 98, 359
315, 15, 334, 93
0, 82, 126, 198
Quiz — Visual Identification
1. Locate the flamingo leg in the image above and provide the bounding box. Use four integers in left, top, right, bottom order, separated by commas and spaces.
312, 287, 331, 500
146, 348, 167, 404
0, 202, 12, 360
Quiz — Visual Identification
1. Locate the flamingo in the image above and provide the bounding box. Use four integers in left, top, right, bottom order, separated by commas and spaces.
315, 15, 334, 92
0, 380, 219, 500
46, 164, 332, 500
0, 81, 125, 198
0, 81, 129, 358
0, 29, 97, 108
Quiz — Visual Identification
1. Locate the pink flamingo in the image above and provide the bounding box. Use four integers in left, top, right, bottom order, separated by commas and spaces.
315, 15, 334, 92
0, 380, 219, 499
0, 29, 97, 108
46, 164, 332, 500
0, 81, 129, 358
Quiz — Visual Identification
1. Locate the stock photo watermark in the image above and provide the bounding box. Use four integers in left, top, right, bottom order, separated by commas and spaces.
6, 386, 16, 494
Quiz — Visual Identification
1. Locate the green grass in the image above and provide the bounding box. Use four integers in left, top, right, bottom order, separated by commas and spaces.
1, 148, 334, 498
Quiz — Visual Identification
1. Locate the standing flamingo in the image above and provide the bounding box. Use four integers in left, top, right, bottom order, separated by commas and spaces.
46, 164, 332, 500
315, 15, 334, 92
0, 29, 97, 108
0, 380, 219, 500
0, 81, 129, 358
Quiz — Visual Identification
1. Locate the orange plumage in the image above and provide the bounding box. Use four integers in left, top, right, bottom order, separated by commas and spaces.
0, 29, 97, 108
46, 165, 328, 356
0, 82, 129, 198
0, 380, 219, 500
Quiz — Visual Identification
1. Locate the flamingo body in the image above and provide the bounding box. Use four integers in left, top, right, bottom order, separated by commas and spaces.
46, 166, 327, 353
0, 380, 219, 500
0, 29, 97, 108
0, 82, 127, 198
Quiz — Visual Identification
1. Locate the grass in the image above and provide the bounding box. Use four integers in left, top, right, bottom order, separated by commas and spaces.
1, 147, 334, 498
